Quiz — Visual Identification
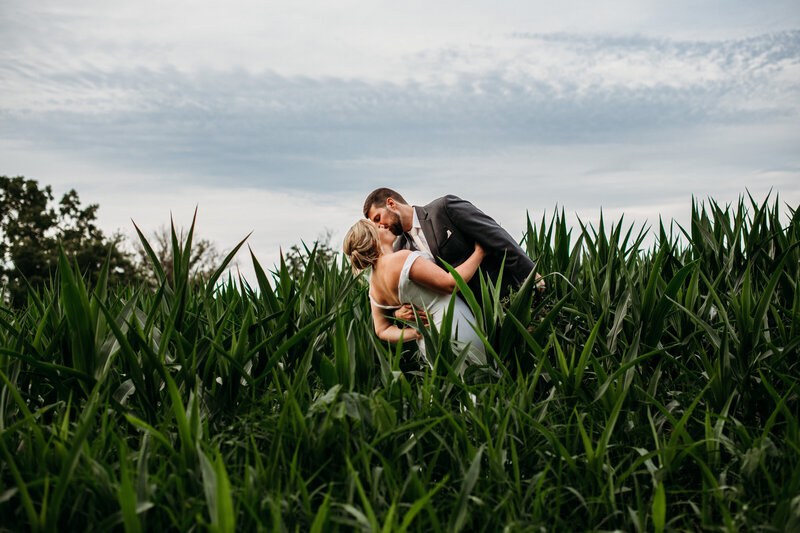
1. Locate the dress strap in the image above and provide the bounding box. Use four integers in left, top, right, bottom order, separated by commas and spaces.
401, 251, 422, 280
369, 291, 401, 310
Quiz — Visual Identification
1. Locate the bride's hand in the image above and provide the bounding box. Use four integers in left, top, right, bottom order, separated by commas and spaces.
395, 304, 429, 326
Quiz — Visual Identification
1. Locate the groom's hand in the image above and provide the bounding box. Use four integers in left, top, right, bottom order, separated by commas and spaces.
535, 272, 546, 292
395, 304, 428, 326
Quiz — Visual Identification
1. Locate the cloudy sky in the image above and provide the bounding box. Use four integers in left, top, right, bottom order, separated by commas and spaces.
2, 1, 798, 278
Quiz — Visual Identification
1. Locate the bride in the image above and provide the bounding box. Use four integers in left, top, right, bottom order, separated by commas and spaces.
343, 219, 487, 369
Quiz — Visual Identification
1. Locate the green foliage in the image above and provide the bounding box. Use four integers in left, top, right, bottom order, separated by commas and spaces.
0, 193, 798, 531
132, 222, 225, 289
0, 176, 139, 307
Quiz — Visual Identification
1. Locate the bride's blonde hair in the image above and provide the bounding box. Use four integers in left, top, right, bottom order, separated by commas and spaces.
343, 219, 380, 273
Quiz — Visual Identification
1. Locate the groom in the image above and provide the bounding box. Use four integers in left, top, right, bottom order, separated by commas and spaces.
363, 188, 544, 306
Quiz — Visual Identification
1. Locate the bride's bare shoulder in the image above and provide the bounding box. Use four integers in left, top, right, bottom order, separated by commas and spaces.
380, 249, 411, 267
375, 250, 411, 280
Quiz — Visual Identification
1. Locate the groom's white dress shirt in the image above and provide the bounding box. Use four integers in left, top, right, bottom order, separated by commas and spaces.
410, 209, 434, 260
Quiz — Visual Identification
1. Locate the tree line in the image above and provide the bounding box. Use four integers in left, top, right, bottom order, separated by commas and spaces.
0, 175, 339, 308
0, 175, 223, 307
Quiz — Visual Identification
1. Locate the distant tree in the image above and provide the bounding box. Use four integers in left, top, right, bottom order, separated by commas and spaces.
133, 224, 225, 288
283, 228, 338, 279
0, 176, 139, 307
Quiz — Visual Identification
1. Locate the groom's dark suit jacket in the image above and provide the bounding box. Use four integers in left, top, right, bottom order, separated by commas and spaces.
393, 195, 535, 302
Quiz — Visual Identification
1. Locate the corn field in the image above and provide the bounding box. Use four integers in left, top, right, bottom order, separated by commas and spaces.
1, 195, 798, 532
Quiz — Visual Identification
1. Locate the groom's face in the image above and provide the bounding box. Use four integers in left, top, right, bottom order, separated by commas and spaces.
367, 200, 404, 236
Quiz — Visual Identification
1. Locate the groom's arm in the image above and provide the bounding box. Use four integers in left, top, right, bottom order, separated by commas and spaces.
443, 195, 536, 284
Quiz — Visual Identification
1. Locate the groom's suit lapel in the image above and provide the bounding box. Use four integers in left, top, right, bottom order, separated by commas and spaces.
415, 205, 444, 263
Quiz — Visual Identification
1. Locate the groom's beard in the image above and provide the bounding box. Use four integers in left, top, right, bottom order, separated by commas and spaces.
389, 219, 404, 236
386, 212, 404, 236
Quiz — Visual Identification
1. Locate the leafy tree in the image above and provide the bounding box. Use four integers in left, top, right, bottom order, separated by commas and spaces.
0, 176, 138, 307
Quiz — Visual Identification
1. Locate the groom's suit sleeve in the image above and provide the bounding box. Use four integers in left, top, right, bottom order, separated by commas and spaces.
443, 195, 535, 285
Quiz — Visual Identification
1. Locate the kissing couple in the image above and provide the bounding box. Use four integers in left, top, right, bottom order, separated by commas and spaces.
343, 188, 545, 371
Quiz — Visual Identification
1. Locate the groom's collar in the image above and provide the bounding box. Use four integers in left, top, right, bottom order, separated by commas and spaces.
412, 207, 423, 230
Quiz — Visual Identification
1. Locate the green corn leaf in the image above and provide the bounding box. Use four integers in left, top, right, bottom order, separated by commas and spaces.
641, 244, 667, 323
58, 246, 96, 378
117, 436, 141, 533
0, 438, 39, 530
46, 381, 105, 531
249, 246, 280, 312
451, 445, 484, 533
205, 232, 252, 298
574, 314, 603, 389
752, 243, 798, 338
164, 370, 194, 464
345, 457, 379, 532
254, 314, 334, 381
653, 481, 666, 533
215, 453, 235, 533
398, 476, 448, 533
595, 382, 629, 461
132, 220, 166, 284
333, 313, 351, 390
123, 413, 173, 451
575, 410, 595, 463
309, 490, 332, 533
645, 261, 695, 347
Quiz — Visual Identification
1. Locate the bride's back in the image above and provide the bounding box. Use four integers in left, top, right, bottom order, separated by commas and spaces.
369, 249, 413, 306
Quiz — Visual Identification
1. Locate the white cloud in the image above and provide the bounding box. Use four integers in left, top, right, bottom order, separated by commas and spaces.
4, 1, 799, 80
1, 2, 798, 284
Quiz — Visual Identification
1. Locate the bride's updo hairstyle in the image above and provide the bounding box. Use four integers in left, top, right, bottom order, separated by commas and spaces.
343, 219, 380, 273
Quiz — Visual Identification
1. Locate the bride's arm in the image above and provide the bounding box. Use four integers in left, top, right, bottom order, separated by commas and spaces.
409, 243, 485, 294
372, 302, 421, 342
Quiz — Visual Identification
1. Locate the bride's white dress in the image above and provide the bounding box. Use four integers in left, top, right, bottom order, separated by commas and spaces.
372, 251, 487, 369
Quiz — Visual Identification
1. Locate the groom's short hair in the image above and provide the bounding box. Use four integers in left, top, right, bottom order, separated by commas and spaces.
363, 188, 408, 218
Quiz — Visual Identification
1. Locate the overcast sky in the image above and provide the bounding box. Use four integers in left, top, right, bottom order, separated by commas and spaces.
2, 1, 798, 279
